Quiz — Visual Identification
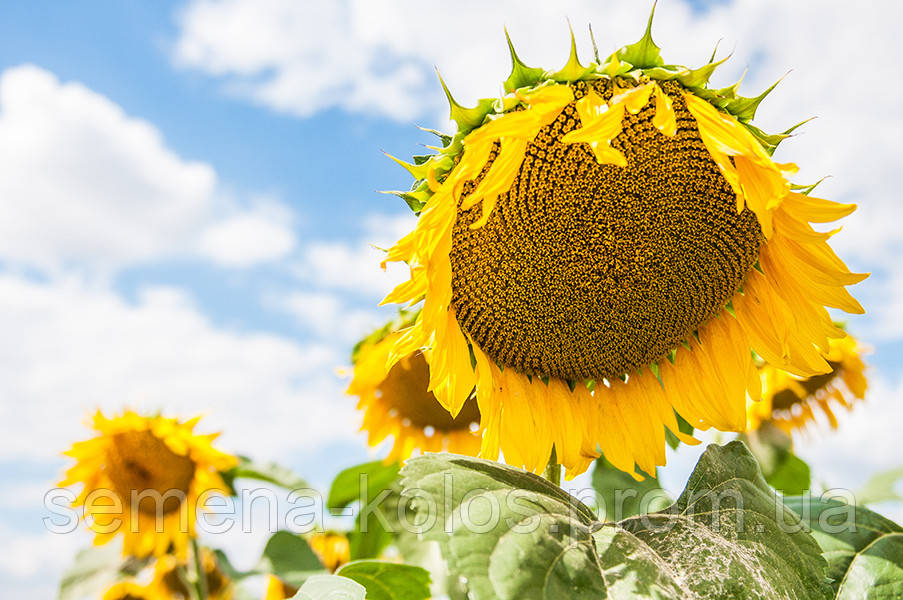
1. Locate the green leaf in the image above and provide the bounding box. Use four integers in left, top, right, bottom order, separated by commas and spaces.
349, 482, 425, 562
853, 466, 903, 505
743, 426, 812, 495
401, 441, 832, 600
329, 461, 423, 561
222, 455, 311, 493
258, 530, 327, 588
767, 452, 812, 496
336, 561, 431, 600
293, 574, 365, 600
785, 496, 903, 596
591, 456, 670, 520
328, 461, 401, 510
58, 544, 149, 600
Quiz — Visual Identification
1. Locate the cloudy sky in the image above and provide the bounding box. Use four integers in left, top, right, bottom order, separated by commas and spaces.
3, 1, 901, 597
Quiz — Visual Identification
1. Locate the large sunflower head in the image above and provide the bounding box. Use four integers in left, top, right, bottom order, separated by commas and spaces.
347, 312, 481, 461
749, 333, 868, 435
61, 410, 237, 558
152, 549, 233, 600
380, 11, 866, 479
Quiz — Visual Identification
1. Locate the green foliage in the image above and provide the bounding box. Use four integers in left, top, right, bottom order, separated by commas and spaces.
249, 531, 326, 588
853, 466, 903, 505
400, 441, 832, 600
328, 461, 409, 561
590, 456, 670, 520
260, 531, 326, 586
292, 574, 365, 600
58, 544, 149, 600
785, 496, 903, 597
221, 455, 312, 494
743, 426, 812, 495
328, 461, 400, 510
336, 561, 431, 600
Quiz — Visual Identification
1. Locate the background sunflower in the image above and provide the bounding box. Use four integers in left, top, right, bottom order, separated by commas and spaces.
60, 411, 237, 559
348, 314, 482, 461
749, 333, 868, 435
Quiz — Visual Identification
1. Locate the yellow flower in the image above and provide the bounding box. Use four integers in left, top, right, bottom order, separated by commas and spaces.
380, 15, 865, 479
348, 315, 481, 461
309, 532, 351, 573
152, 548, 233, 600
61, 410, 237, 558
102, 581, 155, 600
749, 334, 868, 435
264, 575, 297, 600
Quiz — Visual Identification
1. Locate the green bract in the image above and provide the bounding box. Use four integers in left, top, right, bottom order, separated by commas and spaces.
384, 6, 805, 216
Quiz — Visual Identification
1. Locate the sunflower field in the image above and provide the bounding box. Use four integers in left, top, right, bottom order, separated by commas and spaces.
37, 3, 903, 600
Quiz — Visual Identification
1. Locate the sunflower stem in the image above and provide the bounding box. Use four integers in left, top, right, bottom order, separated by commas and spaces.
543, 446, 562, 487
191, 537, 208, 600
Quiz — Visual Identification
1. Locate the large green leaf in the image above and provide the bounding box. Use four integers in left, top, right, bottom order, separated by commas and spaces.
336, 561, 431, 600
591, 456, 671, 520
293, 574, 365, 600
400, 442, 831, 600
222, 455, 312, 493
784, 496, 903, 597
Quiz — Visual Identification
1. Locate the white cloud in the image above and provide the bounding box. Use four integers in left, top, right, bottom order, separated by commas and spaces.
0, 524, 85, 579
0, 65, 216, 271
0, 273, 361, 462
795, 372, 903, 496
271, 290, 381, 345
198, 205, 297, 267
296, 212, 417, 298
0, 64, 299, 273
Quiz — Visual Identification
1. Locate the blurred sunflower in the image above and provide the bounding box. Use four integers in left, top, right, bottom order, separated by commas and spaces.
309, 531, 351, 573
749, 334, 867, 435
61, 410, 237, 558
152, 548, 233, 600
380, 12, 865, 478
348, 313, 481, 461
264, 576, 297, 600
102, 581, 154, 600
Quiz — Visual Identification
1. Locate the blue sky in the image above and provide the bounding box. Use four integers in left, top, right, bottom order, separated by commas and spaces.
1, 1, 901, 597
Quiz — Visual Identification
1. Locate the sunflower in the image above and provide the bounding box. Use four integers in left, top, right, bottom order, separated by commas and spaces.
102, 581, 155, 600
309, 531, 351, 573
749, 333, 867, 435
152, 549, 233, 600
347, 313, 482, 461
263, 576, 297, 600
61, 410, 237, 558
380, 12, 866, 479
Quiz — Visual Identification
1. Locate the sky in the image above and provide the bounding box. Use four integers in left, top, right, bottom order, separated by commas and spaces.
2, 1, 902, 597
